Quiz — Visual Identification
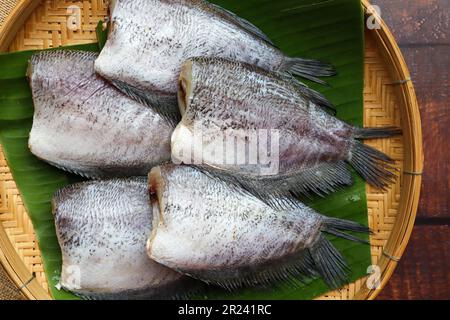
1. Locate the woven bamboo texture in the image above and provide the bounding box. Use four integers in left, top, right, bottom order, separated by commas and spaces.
0, 0, 19, 26
0, 0, 422, 300
0, 261, 24, 300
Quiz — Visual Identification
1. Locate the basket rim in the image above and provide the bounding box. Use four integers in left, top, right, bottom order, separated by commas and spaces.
358, 0, 423, 300
0, 0, 423, 300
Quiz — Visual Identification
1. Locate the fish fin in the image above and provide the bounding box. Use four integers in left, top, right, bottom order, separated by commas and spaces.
203, 250, 318, 292
299, 86, 336, 115
354, 126, 402, 139
195, 162, 353, 210
191, 165, 299, 210
208, 3, 277, 47
264, 161, 354, 207
348, 141, 397, 190
200, 218, 370, 291
42, 159, 101, 180
286, 75, 337, 116
43, 158, 149, 180
30, 50, 98, 66
322, 217, 371, 245
308, 235, 350, 289
277, 73, 336, 115
282, 57, 337, 86
312, 218, 371, 288
64, 276, 206, 300
109, 79, 181, 125
203, 233, 361, 291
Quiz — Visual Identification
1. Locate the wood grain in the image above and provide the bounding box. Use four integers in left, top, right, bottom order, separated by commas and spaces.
374, 0, 449, 219
402, 46, 449, 218
374, 0, 450, 299
372, 0, 450, 45
377, 225, 450, 300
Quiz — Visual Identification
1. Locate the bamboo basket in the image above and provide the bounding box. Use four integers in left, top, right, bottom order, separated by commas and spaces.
0, 0, 422, 300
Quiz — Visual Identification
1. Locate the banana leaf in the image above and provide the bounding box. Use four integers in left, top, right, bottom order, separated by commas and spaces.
0, 0, 369, 300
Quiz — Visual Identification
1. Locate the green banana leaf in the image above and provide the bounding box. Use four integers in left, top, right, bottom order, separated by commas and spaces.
0, 0, 369, 300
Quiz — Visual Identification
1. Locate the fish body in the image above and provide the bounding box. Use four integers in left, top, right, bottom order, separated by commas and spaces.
147, 164, 369, 290
172, 58, 401, 206
53, 178, 198, 299
28, 50, 174, 178
95, 0, 335, 118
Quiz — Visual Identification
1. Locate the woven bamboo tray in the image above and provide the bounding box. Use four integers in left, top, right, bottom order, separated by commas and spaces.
0, 0, 422, 300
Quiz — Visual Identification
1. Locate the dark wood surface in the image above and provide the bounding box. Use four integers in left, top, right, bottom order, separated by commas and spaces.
378, 226, 450, 300
372, 0, 449, 300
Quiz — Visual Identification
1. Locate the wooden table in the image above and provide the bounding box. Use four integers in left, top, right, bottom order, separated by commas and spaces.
373, 0, 450, 300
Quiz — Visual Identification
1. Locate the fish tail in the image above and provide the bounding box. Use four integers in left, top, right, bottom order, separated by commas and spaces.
189, 216, 370, 291
354, 126, 402, 139
309, 235, 349, 289
348, 141, 398, 189
309, 218, 370, 289
281, 57, 337, 86
322, 217, 371, 244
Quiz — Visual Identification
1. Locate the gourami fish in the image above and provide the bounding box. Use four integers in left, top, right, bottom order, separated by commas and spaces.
53, 178, 199, 299
28, 50, 174, 179
147, 164, 369, 290
172, 58, 401, 208
95, 0, 336, 119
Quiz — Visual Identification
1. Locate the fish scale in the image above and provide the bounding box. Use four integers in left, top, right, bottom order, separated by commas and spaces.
172, 57, 401, 208
147, 164, 370, 290
53, 178, 201, 300
27, 50, 174, 179
95, 0, 336, 120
